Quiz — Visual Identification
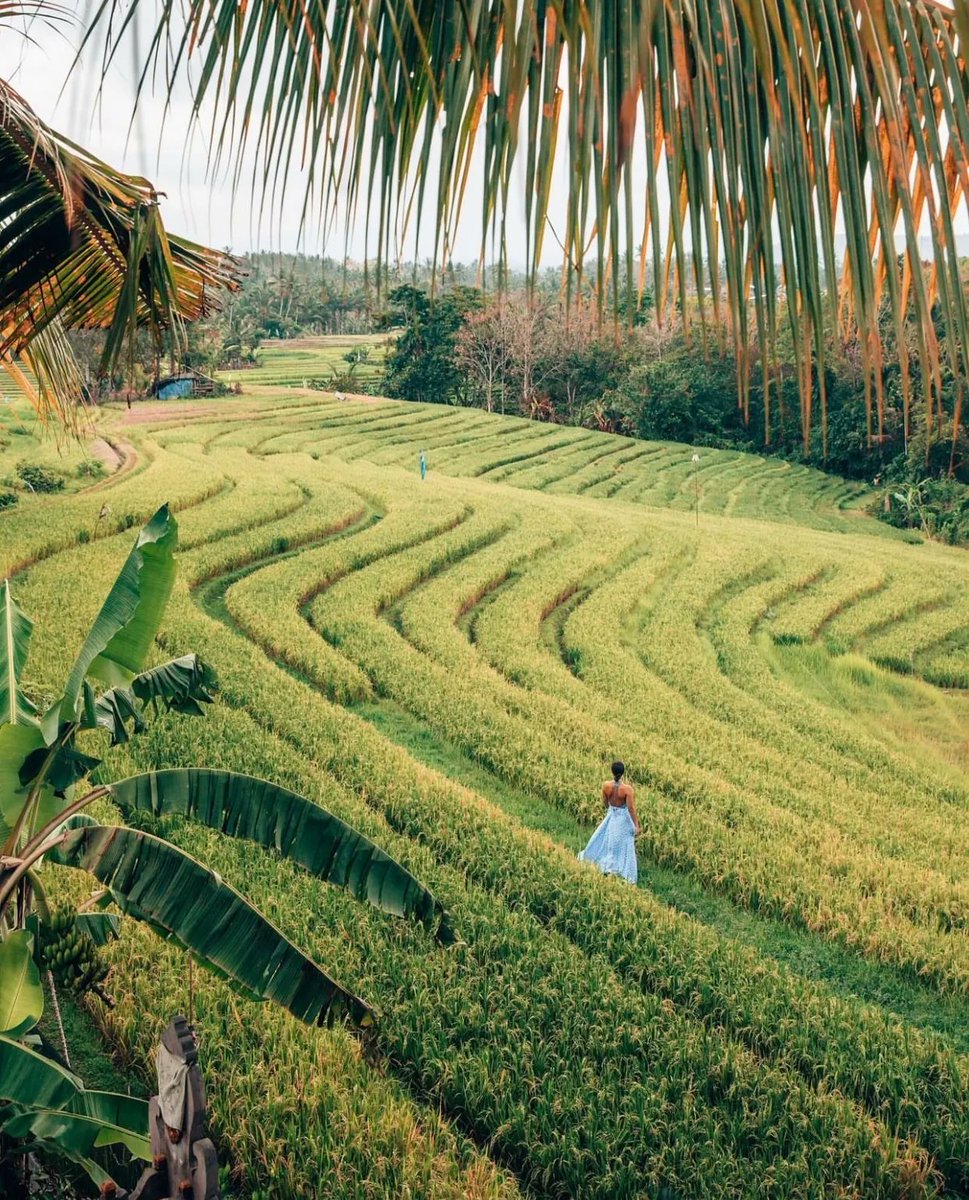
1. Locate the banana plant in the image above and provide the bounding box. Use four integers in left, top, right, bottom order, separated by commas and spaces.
0, 504, 453, 1193
0, 928, 151, 1195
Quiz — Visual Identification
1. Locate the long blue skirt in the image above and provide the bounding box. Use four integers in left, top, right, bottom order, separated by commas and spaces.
578, 805, 638, 884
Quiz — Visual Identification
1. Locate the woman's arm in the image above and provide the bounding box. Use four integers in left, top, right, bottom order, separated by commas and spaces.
627, 789, 641, 835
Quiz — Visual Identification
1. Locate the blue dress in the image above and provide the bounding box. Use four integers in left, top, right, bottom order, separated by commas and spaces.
578, 789, 638, 884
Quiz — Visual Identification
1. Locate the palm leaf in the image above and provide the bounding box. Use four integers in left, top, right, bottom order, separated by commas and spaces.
0, 930, 43, 1038
2, 322, 85, 433
42, 506, 178, 742
109, 768, 454, 942
46, 822, 374, 1028
0, 580, 37, 728
81, 0, 969, 462
0, 72, 240, 422
0, 2, 71, 29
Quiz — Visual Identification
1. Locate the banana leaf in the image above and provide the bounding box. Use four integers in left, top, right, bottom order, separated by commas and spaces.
46, 822, 373, 1027
74, 913, 121, 946
0, 722, 45, 847
92, 654, 216, 745
68, 1087, 148, 1134
0, 930, 42, 1038
0, 581, 36, 728
2, 1103, 150, 1162
0, 1085, 150, 1189
91, 685, 145, 746
18, 744, 100, 791
109, 768, 455, 943
0, 1034, 81, 1108
42, 506, 178, 742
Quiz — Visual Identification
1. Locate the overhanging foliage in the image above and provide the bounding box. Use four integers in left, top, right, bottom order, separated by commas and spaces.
0, 2, 240, 422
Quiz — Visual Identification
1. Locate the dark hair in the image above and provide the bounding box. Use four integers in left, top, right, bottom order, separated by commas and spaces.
611, 760, 625, 781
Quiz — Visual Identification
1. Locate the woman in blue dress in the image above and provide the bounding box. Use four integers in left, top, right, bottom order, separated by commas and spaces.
578, 760, 640, 884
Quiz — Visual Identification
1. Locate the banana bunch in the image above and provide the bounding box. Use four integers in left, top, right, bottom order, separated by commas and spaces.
38, 907, 109, 997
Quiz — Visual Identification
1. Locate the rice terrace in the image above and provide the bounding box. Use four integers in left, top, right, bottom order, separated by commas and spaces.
3, 1, 969, 1198
0, 367, 965, 1198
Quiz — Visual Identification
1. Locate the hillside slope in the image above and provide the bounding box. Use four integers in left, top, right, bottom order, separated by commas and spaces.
6, 389, 968, 1200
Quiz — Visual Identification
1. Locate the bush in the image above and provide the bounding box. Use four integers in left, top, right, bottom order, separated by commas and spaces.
874, 475, 969, 547
16, 461, 64, 492
616, 347, 747, 446
0, 490, 18, 511
76, 459, 106, 479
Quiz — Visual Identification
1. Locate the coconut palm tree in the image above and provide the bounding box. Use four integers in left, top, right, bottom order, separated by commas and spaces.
0, 3, 238, 426
78, 0, 969, 469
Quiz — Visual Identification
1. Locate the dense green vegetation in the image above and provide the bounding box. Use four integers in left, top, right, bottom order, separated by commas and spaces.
3, 380, 965, 1198
171, 265, 969, 543
377, 285, 969, 542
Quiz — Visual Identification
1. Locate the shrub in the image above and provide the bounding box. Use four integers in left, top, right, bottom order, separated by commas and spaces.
875, 475, 969, 547
16, 461, 64, 492
0, 490, 18, 511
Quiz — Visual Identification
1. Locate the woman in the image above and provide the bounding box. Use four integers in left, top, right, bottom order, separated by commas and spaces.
577, 760, 639, 884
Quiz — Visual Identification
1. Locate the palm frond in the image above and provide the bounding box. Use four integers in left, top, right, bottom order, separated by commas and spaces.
83, 0, 969, 462
0, 76, 240, 421
0, 2, 70, 30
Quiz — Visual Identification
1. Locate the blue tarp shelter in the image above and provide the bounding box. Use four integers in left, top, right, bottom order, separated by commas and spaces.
149, 369, 217, 399
157, 378, 195, 399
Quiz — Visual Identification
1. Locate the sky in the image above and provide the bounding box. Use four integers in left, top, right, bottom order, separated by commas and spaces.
2, 6, 967, 268
0, 17, 353, 258
0, 9, 543, 265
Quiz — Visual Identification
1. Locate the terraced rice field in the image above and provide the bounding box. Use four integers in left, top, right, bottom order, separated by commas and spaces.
223, 334, 388, 389
0, 396, 108, 489
9, 388, 968, 1199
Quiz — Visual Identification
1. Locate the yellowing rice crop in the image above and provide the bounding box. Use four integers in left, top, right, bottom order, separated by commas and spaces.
8, 384, 968, 1199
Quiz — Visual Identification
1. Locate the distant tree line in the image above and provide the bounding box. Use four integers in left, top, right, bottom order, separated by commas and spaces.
66, 252, 968, 543
380, 282, 969, 545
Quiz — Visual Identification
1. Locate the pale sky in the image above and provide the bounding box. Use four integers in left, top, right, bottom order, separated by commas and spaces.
0, 10, 548, 264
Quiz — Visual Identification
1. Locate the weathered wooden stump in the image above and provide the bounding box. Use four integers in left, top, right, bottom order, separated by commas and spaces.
112, 1016, 220, 1200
